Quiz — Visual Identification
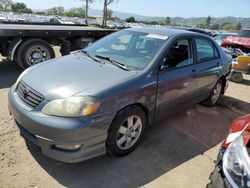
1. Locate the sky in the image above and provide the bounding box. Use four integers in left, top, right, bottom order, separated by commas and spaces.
13, 0, 250, 18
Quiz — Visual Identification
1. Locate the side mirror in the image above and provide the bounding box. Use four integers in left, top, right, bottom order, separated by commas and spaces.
159, 64, 169, 72
159, 57, 170, 71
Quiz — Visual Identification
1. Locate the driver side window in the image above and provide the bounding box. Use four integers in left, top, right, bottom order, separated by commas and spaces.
164, 38, 193, 69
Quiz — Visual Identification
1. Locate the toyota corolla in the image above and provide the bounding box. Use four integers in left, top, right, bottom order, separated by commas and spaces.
9, 28, 232, 162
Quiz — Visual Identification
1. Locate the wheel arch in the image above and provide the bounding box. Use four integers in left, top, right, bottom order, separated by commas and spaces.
9, 37, 53, 62
219, 75, 226, 94
112, 103, 151, 126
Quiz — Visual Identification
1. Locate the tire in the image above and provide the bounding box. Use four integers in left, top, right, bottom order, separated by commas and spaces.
202, 79, 223, 107
106, 106, 147, 156
230, 72, 243, 83
16, 39, 55, 69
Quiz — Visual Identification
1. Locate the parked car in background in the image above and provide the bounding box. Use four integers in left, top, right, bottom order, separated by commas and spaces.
9, 28, 232, 163
207, 115, 250, 188
221, 29, 250, 54
214, 32, 238, 45
49, 18, 75, 25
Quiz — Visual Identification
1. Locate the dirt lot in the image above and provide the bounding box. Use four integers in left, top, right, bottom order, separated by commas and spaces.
0, 53, 250, 188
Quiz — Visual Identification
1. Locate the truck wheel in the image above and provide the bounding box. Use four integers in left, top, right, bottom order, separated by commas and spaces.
16, 39, 55, 69
202, 79, 223, 107
230, 72, 243, 83
106, 106, 146, 156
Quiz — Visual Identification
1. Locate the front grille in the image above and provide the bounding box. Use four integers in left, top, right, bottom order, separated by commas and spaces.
16, 81, 44, 109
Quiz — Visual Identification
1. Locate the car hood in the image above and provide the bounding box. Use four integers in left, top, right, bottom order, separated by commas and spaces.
22, 52, 137, 100
221, 36, 250, 48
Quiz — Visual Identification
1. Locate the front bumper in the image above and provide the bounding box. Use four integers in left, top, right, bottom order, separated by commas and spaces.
8, 86, 114, 163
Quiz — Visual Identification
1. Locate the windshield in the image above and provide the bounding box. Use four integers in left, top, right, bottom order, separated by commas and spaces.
237, 30, 250, 38
83, 30, 167, 70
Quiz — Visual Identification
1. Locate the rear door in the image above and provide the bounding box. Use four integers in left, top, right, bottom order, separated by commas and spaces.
156, 37, 198, 120
193, 37, 222, 99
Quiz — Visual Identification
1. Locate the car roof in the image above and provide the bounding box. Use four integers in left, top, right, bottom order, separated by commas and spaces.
126, 27, 196, 37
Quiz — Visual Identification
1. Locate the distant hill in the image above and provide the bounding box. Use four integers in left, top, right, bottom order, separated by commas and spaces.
89, 8, 150, 20
88, 8, 250, 29
146, 16, 250, 29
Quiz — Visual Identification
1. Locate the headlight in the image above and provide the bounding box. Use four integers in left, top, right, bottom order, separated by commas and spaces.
223, 135, 250, 187
42, 96, 100, 117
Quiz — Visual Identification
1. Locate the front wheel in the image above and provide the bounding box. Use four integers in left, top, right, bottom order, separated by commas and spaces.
106, 106, 147, 156
202, 79, 223, 107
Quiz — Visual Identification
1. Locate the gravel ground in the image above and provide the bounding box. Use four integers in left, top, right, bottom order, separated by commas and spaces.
0, 55, 249, 188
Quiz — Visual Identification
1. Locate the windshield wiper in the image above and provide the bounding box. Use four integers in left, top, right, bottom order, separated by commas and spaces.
95, 54, 129, 71
81, 50, 103, 64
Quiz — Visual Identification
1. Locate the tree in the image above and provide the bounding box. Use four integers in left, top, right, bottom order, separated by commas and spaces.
48, 6, 65, 16
107, 9, 113, 20
64, 7, 85, 18
126, 16, 136, 23
0, 0, 12, 11
206, 15, 211, 29
221, 22, 234, 30
165, 16, 171, 26
65, 7, 85, 18
196, 23, 205, 29
11, 2, 32, 14
80, 0, 93, 25
236, 22, 242, 30
210, 23, 220, 30
102, 0, 117, 28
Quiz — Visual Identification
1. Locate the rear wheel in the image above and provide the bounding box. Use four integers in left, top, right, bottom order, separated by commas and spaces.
16, 39, 55, 69
230, 72, 243, 83
202, 79, 223, 107
106, 106, 146, 156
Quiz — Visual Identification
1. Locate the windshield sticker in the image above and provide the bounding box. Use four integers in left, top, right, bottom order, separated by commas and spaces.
146, 34, 168, 40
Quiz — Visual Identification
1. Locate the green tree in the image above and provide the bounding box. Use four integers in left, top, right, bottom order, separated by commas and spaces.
11, 2, 32, 14
236, 22, 242, 30
48, 6, 65, 16
65, 7, 85, 18
206, 15, 211, 29
165, 16, 171, 26
126, 16, 136, 23
196, 23, 206, 29
0, 0, 12, 11
102, 0, 117, 28
221, 22, 234, 30
107, 9, 113, 20
150, 21, 159, 25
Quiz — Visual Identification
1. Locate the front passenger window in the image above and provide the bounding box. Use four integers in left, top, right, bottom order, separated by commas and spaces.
164, 39, 193, 69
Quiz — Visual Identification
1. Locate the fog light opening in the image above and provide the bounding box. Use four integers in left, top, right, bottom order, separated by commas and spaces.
54, 144, 81, 151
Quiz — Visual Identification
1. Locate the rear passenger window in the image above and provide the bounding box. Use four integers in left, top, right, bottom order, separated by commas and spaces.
195, 38, 219, 62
